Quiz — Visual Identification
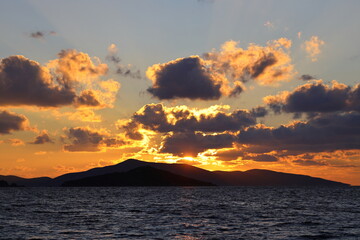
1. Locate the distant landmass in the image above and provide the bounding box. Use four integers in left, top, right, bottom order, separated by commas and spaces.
62, 166, 214, 187
0, 159, 350, 187
0, 180, 19, 187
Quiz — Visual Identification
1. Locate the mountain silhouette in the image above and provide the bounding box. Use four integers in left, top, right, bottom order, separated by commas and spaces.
0, 180, 9, 187
0, 159, 350, 187
0, 175, 52, 187
62, 166, 214, 187
0, 179, 20, 187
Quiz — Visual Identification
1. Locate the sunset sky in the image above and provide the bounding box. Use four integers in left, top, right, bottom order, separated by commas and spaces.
1, 0, 360, 185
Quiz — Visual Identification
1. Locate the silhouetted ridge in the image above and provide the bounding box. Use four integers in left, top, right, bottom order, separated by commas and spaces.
0, 180, 9, 187
1, 159, 350, 187
213, 169, 348, 187
0, 175, 52, 187
61, 166, 214, 187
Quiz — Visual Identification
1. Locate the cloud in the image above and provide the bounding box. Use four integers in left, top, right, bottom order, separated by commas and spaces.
0, 55, 75, 107
106, 44, 141, 79
248, 154, 278, 162
63, 127, 126, 152
74, 90, 102, 108
29, 31, 56, 39
119, 103, 270, 157
204, 148, 278, 162
0, 51, 120, 108
160, 132, 236, 157
7, 138, 25, 146
299, 74, 317, 81
147, 56, 224, 100
160, 111, 359, 158
250, 106, 268, 117
34, 151, 47, 155
121, 81, 359, 159
303, 36, 325, 62
0, 110, 29, 134
30, 131, 53, 144
264, 21, 274, 29
147, 38, 294, 100
264, 81, 360, 114
52, 109, 102, 122
203, 38, 293, 85
47, 49, 108, 86
204, 148, 245, 161
293, 159, 328, 166
68, 109, 102, 122
236, 112, 360, 154
121, 103, 263, 140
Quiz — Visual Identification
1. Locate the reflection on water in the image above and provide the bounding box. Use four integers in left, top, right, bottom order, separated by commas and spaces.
0, 187, 360, 239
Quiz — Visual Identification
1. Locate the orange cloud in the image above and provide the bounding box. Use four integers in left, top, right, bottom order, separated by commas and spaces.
303, 36, 325, 62
47, 49, 108, 85
146, 38, 295, 100
7, 138, 25, 146
68, 109, 102, 122
204, 38, 294, 85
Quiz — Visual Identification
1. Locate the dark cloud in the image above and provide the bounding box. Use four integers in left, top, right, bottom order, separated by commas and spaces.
122, 121, 144, 140
64, 127, 104, 152
0, 110, 28, 134
246, 53, 277, 80
249, 154, 278, 162
106, 55, 121, 64
204, 149, 245, 161
204, 148, 278, 162
158, 111, 359, 157
74, 90, 102, 108
293, 159, 327, 166
29, 31, 56, 39
31, 131, 53, 144
122, 104, 261, 140
106, 44, 141, 79
265, 81, 360, 114
160, 132, 235, 156
299, 74, 317, 81
0, 52, 116, 108
30, 31, 45, 39
250, 106, 268, 117
116, 68, 141, 79
237, 112, 360, 154
147, 56, 222, 100
63, 127, 126, 152
0, 56, 76, 107
102, 138, 127, 148
229, 85, 244, 97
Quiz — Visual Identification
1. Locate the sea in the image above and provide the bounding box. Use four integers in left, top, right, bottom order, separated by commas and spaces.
0, 187, 359, 240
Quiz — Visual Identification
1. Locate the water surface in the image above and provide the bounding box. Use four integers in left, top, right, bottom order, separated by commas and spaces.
1, 187, 359, 239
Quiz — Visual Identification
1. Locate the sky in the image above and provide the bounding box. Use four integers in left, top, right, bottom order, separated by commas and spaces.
1, 0, 360, 185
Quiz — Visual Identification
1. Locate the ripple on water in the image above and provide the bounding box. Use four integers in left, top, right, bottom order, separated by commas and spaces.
0, 187, 359, 239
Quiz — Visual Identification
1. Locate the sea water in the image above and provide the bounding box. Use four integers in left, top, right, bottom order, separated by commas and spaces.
0, 187, 359, 239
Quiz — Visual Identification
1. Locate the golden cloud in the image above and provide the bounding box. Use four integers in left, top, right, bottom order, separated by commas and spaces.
303, 36, 325, 62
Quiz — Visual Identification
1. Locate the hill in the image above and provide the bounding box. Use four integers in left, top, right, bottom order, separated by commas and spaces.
61, 166, 214, 187
0, 175, 53, 187
0, 159, 350, 187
